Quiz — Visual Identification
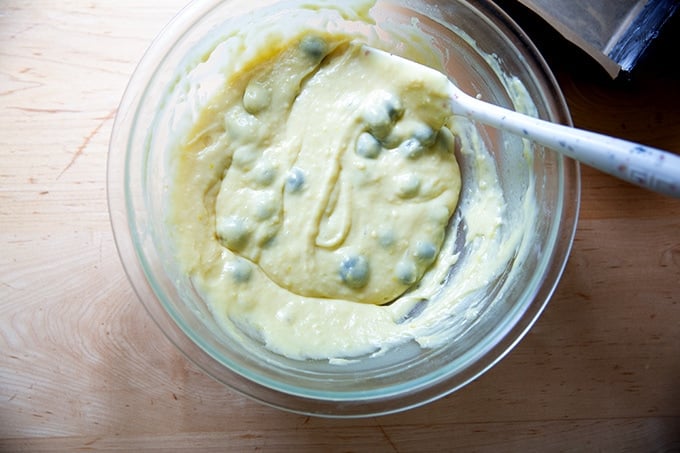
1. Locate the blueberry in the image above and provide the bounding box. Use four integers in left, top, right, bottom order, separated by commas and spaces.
229, 258, 252, 283
232, 146, 259, 170
413, 241, 437, 263
339, 255, 370, 289
300, 35, 328, 61
243, 81, 271, 114
430, 205, 451, 224
362, 91, 402, 139
395, 172, 421, 198
413, 123, 437, 146
398, 137, 424, 159
216, 215, 250, 249
252, 162, 276, 187
377, 228, 395, 248
363, 106, 391, 139
285, 167, 305, 193
253, 192, 277, 220
395, 259, 417, 285
356, 132, 381, 159
383, 94, 403, 122
226, 111, 258, 140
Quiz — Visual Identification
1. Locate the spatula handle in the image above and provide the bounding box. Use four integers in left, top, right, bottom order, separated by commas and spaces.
452, 89, 680, 198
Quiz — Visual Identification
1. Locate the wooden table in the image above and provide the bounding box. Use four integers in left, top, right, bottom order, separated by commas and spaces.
2, 1, 679, 451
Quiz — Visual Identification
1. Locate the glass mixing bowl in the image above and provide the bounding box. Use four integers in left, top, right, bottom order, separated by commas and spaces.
108, 0, 580, 417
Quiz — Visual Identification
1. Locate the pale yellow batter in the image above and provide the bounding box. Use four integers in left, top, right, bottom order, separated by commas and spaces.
165, 1, 533, 361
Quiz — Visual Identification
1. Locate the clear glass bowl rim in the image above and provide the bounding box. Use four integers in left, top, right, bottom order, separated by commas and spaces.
107, 0, 581, 418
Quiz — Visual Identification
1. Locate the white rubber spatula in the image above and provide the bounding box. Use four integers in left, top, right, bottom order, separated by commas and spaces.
368, 47, 680, 198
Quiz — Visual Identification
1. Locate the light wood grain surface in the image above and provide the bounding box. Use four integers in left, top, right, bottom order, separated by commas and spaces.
1, 1, 679, 451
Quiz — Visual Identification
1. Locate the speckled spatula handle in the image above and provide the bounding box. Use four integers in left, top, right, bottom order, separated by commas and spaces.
450, 87, 680, 198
